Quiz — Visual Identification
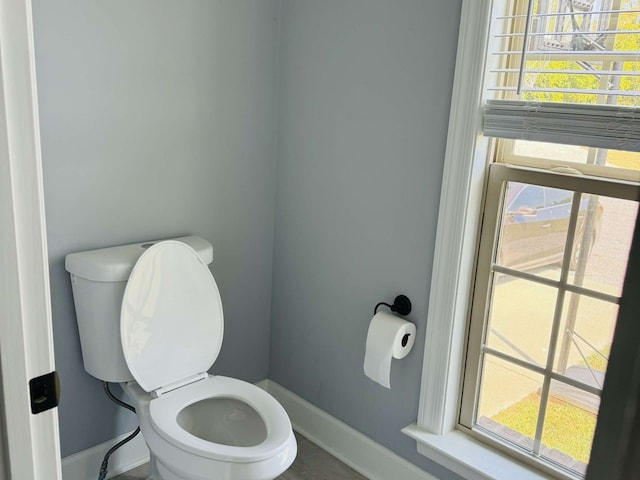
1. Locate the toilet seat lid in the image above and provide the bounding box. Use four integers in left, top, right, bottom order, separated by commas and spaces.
121, 241, 223, 393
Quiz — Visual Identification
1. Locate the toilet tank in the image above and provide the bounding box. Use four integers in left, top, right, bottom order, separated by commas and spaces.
65, 236, 213, 383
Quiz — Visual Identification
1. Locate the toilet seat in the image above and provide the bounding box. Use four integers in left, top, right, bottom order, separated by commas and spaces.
120, 240, 224, 393
149, 375, 293, 463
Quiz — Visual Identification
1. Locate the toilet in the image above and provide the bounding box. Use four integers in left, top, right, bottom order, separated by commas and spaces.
65, 236, 297, 480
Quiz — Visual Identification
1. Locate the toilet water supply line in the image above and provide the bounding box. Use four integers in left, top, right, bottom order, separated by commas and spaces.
97, 382, 141, 480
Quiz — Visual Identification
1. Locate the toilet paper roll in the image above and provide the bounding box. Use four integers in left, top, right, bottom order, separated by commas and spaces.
363, 311, 416, 388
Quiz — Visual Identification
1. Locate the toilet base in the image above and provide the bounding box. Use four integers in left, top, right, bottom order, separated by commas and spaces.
144, 452, 161, 480
153, 454, 194, 480
144, 451, 201, 480
141, 430, 296, 480
122, 380, 297, 480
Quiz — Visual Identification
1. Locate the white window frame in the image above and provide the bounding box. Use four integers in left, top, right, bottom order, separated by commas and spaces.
404, 1, 538, 478
402, 1, 640, 479
459, 163, 637, 480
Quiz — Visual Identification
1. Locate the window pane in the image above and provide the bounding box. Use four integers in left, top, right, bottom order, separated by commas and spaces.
485, 275, 556, 367
497, 181, 573, 280
511, 141, 640, 176
553, 293, 617, 386
547, 293, 611, 478
540, 385, 597, 476
569, 196, 639, 297
477, 356, 544, 453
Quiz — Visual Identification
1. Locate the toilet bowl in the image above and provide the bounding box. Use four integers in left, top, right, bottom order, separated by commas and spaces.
122, 377, 296, 480
65, 237, 296, 480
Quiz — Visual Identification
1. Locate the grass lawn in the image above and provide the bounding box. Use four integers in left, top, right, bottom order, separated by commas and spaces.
490, 347, 609, 464
607, 149, 640, 171
492, 394, 597, 463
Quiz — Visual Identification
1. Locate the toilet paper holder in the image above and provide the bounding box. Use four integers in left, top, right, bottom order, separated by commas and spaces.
372, 294, 414, 349
374, 295, 412, 317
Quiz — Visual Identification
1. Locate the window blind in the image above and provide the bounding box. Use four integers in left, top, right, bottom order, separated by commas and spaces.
483, 99, 640, 150
482, 0, 640, 152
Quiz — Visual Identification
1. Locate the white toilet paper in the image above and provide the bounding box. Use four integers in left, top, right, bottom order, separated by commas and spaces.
363, 311, 416, 388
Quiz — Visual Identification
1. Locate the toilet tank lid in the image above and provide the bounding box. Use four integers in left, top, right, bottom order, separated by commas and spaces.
65, 236, 213, 282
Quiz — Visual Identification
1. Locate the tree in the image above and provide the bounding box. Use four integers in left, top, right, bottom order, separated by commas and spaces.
520, 2, 639, 106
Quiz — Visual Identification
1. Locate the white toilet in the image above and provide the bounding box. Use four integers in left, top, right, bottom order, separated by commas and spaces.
66, 236, 297, 480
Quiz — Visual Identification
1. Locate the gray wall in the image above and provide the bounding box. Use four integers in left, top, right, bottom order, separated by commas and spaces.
0, 362, 7, 479
34, 1, 467, 477
32, 0, 281, 457
270, 1, 463, 478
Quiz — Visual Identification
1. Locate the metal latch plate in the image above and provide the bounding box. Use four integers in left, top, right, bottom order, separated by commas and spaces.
29, 371, 60, 414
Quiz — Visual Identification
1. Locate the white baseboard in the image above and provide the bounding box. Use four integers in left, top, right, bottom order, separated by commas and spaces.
62, 429, 149, 480
262, 380, 437, 480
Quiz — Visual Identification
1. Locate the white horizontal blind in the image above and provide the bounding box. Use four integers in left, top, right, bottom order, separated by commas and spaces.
483, 0, 640, 151
483, 99, 640, 150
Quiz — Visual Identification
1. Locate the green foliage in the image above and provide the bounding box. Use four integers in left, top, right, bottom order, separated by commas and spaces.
520, 5, 640, 106
491, 342, 612, 465
522, 61, 600, 104
617, 9, 640, 105
582, 344, 611, 372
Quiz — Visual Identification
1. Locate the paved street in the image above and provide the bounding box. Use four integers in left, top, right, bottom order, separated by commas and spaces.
583, 196, 638, 294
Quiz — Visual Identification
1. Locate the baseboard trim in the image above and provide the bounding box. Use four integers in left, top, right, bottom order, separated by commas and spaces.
262, 380, 437, 480
61, 430, 149, 480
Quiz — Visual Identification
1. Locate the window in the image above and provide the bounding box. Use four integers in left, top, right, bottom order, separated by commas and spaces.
403, 1, 640, 479
458, 1, 640, 479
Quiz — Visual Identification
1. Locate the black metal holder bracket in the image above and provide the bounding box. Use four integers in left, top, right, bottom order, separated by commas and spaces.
374, 294, 412, 317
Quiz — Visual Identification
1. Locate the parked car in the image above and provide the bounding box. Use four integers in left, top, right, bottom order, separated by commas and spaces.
497, 183, 603, 271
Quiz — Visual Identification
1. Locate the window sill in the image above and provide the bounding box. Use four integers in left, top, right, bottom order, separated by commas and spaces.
402, 424, 553, 480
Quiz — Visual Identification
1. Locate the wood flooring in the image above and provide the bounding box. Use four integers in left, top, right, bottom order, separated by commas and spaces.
111, 432, 367, 480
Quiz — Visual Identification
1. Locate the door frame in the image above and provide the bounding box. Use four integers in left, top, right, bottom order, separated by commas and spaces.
0, 0, 61, 478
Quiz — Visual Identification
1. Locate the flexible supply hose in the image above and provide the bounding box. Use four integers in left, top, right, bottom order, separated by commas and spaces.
97, 382, 141, 480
